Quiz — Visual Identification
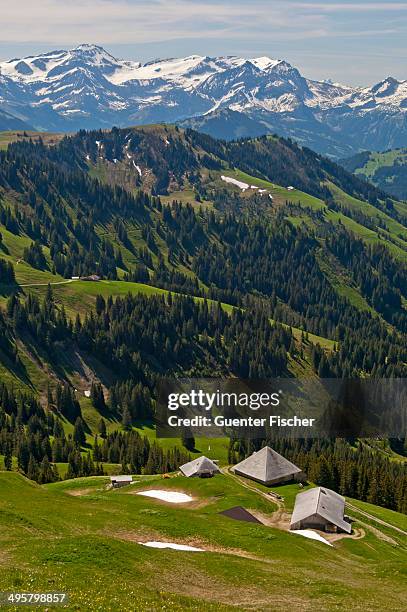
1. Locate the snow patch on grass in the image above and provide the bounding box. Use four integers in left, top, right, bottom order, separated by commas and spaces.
136, 490, 193, 503
221, 175, 249, 191
139, 541, 204, 552
290, 529, 333, 546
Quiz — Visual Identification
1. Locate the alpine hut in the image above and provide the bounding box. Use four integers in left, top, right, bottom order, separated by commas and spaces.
110, 475, 133, 488
290, 487, 351, 533
180, 456, 221, 478
232, 446, 304, 486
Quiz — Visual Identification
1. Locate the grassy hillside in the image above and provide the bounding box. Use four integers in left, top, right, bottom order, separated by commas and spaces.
0, 130, 65, 150
0, 471, 406, 611
0, 128, 405, 374
0, 273, 330, 398
76, 127, 407, 263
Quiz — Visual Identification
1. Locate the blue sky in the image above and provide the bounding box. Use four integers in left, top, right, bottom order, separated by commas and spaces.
1, 0, 406, 85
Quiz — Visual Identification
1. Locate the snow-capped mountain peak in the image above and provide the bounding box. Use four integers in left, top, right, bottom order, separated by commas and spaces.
0, 44, 122, 83
250, 56, 281, 71
0, 44, 406, 156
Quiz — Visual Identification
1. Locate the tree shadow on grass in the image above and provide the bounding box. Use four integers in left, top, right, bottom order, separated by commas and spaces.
0, 346, 32, 388
0, 283, 22, 300
0, 242, 10, 255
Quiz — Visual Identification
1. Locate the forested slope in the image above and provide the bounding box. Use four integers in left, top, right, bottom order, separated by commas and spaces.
0, 126, 406, 509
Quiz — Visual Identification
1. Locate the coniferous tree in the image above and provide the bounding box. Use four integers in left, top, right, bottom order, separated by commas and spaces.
73, 417, 86, 448
27, 455, 39, 482
4, 446, 12, 470
98, 418, 107, 439
121, 407, 132, 431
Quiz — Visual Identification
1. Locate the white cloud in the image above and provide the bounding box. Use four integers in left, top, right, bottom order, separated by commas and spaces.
1, 0, 405, 87
0, 0, 329, 44
297, 2, 407, 12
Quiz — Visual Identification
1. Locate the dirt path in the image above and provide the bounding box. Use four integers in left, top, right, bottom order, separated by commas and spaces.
66, 488, 94, 497
225, 467, 284, 510
346, 502, 407, 538
226, 470, 372, 543
327, 528, 365, 543
224, 468, 295, 529
349, 519, 397, 545
19, 279, 76, 288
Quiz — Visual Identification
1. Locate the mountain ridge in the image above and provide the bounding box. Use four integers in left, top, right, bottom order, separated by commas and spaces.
1, 44, 407, 156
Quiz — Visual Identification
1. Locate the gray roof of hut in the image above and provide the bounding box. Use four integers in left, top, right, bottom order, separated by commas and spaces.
110, 475, 132, 482
290, 487, 351, 533
232, 446, 302, 483
179, 456, 221, 477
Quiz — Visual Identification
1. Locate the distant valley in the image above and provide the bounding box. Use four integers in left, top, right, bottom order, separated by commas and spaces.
342, 148, 407, 201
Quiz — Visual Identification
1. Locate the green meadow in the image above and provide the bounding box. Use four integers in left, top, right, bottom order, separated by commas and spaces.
0, 471, 406, 611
